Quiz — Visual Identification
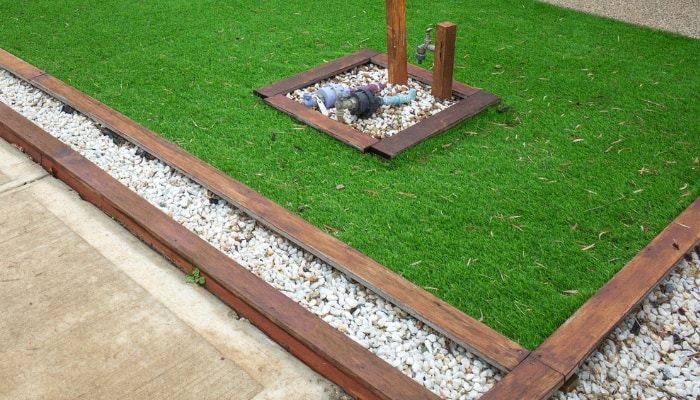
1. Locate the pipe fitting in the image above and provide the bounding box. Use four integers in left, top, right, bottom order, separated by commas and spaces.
336, 88, 417, 121
334, 89, 381, 120
381, 89, 417, 105
318, 84, 349, 108
353, 89, 382, 118
302, 83, 386, 109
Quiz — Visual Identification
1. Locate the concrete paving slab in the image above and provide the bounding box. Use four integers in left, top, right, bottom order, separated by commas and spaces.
0, 188, 262, 399
0, 138, 348, 399
0, 140, 47, 191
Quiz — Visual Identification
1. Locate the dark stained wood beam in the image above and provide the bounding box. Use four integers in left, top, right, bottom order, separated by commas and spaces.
0, 100, 442, 400
385, 0, 408, 85
431, 22, 457, 100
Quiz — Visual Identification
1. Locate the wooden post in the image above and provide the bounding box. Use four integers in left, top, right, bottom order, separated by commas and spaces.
432, 22, 457, 100
385, 0, 407, 85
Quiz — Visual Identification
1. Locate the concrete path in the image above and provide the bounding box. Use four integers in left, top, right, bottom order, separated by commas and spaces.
538, 0, 699, 38
0, 138, 348, 399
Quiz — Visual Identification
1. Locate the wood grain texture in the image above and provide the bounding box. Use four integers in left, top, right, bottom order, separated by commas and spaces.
0, 100, 441, 400
265, 94, 378, 151
0, 48, 46, 81
0, 102, 60, 164
478, 355, 564, 400
370, 53, 482, 98
481, 197, 700, 399
369, 90, 500, 158
431, 22, 457, 100
253, 48, 499, 158
385, 0, 408, 85
534, 197, 700, 379
253, 48, 381, 98
4, 46, 699, 400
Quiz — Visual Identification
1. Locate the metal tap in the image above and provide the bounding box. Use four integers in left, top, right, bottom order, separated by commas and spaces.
415, 27, 435, 64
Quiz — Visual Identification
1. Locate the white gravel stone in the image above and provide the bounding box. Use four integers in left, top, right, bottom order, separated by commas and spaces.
552, 251, 700, 399
0, 68, 500, 399
287, 63, 456, 139
3, 67, 698, 399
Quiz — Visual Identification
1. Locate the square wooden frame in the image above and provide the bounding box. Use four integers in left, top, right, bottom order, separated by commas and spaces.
254, 48, 501, 159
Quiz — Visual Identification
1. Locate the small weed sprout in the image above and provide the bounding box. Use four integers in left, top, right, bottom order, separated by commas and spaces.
186, 268, 206, 285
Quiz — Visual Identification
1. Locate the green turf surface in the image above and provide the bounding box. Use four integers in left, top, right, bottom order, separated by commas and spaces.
2, 0, 698, 349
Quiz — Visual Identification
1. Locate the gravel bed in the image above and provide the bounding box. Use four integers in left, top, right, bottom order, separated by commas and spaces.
0, 69, 501, 399
2, 68, 698, 399
537, 0, 700, 39
554, 252, 700, 399
287, 63, 456, 139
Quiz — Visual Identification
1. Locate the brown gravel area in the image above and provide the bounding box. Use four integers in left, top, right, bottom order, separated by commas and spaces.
538, 0, 699, 38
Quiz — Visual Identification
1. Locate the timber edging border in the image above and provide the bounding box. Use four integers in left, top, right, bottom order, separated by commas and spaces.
2, 47, 698, 399
0, 48, 527, 373
0, 48, 524, 398
0, 84, 442, 400
254, 48, 500, 158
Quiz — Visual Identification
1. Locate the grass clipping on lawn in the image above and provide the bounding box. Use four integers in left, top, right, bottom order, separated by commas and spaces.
2, 0, 697, 349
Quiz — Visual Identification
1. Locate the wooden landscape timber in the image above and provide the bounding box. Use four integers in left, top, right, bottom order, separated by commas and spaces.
2, 47, 699, 399
0, 48, 522, 398
480, 200, 700, 399
430, 22, 457, 100
254, 48, 501, 159
0, 85, 441, 400
385, 0, 408, 85
0, 47, 526, 373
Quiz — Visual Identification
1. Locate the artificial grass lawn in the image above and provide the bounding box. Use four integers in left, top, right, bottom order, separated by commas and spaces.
2, 0, 697, 350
